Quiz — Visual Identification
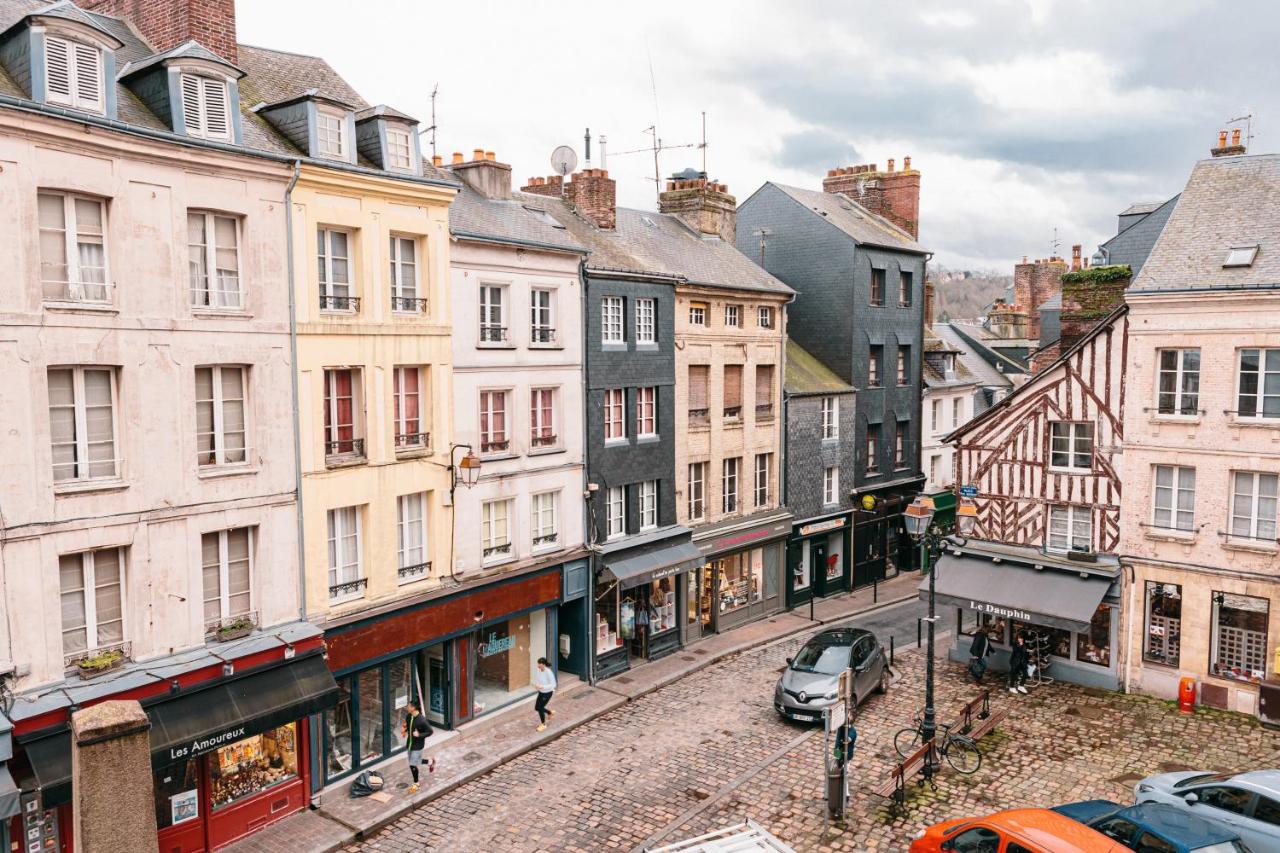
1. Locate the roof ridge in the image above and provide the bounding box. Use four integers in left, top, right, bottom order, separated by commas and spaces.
236, 42, 326, 61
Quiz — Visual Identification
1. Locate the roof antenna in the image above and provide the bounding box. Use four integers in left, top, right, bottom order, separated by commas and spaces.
1227, 112, 1254, 150
1050, 227, 1061, 259
700, 110, 707, 176
419, 83, 439, 160
753, 227, 772, 266
646, 39, 662, 201
584, 127, 592, 169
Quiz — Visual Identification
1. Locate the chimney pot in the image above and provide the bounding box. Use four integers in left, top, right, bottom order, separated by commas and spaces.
452, 152, 464, 165
827, 169, 837, 177
1219, 130, 1229, 147
903, 155, 912, 170
887, 158, 895, 172
432, 154, 442, 167
472, 149, 485, 162
486, 151, 496, 161
1231, 128, 1242, 146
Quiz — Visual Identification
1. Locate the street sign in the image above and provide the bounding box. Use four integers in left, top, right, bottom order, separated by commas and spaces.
826, 701, 846, 731
960, 484, 979, 498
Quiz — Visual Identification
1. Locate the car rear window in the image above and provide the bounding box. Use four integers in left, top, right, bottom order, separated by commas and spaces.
1175, 773, 1234, 789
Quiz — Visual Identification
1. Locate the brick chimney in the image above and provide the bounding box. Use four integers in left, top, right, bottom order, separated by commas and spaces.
822, 156, 921, 239
522, 170, 615, 228
987, 299, 1029, 340
923, 277, 936, 327
450, 149, 513, 200
521, 174, 563, 198
81, 0, 237, 62
1071, 244, 1082, 272
658, 174, 737, 243
1012, 255, 1066, 341
1211, 127, 1247, 158
1059, 265, 1130, 351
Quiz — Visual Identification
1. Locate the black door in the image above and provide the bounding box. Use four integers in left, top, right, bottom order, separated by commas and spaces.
786, 540, 812, 608
558, 598, 587, 678
853, 520, 887, 588
811, 540, 829, 597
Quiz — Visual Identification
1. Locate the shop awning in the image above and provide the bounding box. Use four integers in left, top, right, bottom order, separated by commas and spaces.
0, 765, 19, 819
603, 539, 704, 589
148, 652, 338, 764
19, 731, 70, 807
920, 553, 1113, 633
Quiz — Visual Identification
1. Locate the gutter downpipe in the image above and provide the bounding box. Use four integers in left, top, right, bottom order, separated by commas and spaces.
579, 258, 595, 685
1121, 559, 1136, 695
284, 160, 306, 622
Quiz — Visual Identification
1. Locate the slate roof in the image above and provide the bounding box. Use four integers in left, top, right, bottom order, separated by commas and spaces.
1131, 153, 1280, 293
1099, 193, 1178, 275
236, 44, 365, 112
932, 323, 1016, 390
762, 182, 927, 254
354, 104, 416, 122
923, 330, 978, 390
448, 183, 584, 254
785, 339, 853, 396
1120, 201, 1163, 216
119, 38, 243, 79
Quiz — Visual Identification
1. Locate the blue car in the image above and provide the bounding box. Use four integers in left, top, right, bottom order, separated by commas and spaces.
1054, 800, 1253, 852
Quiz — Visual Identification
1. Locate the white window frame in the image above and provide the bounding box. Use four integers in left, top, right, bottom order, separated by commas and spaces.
530, 387, 556, 448
44, 35, 104, 113
317, 227, 353, 307
39, 191, 109, 304
322, 368, 363, 457
1156, 348, 1201, 416
931, 399, 941, 433
869, 348, 881, 387
821, 396, 839, 440
196, 365, 248, 467
326, 506, 364, 601
479, 284, 507, 342
188, 210, 242, 310
202, 527, 253, 625
606, 486, 625, 539
392, 366, 426, 450
688, 462, 706, 521
724, 304, 741, 327
389, 235, 420, 311
481, 499, 514, 561
479, 389, 510, 453
1230, 471, 1278, 543
317, 108, 347, 159
866, 427, 880, 473
636, 387, 657, 438
895, 424, 907, 468
1152, 465, 1196, 532
531, 288, 555, 343
898, 270, 912, 307
689, 302, 707, 326
59, 547, 124, 657
604, 388, 625, 443
1049, 422, 1094, 472
601, 295, 624, 343
531, 491, 559, 549
757, 306, 774, 329
754, 453, 770, 508
179, 73, 232, 141
385, 126, 413, 170
897, 347, 909, 385
1237, 348, 1280, 420
1047, 505, 1092, 553
48, 366, 119, 483
952, 397, 963, 427
722, 457, 740, 514
639, 480, 658, 531
635, 297, 656, 344
823, 467, 839, 506
396, 492, 429, 582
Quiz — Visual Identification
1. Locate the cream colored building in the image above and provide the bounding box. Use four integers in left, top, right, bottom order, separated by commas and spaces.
1119, 149, 1280, 716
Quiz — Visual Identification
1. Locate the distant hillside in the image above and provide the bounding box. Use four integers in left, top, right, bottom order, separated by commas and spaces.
932, 266, 1011, 322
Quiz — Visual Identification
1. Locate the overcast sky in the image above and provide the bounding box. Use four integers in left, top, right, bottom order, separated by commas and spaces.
238, 1, 1273, 270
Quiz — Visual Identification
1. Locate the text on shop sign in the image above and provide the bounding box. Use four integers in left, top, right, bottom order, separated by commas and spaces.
968, 600, 1031, 621
477, 632, 515, 658
168, 725, 247, 761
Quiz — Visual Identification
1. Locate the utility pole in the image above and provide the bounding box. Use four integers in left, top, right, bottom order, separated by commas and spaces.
753, 228, 772, 267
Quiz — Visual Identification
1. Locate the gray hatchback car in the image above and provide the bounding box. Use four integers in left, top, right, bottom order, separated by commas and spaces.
774, 627, 888, 722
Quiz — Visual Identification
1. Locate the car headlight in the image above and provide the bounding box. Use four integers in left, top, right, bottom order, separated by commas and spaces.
1137, 784, 1153, 793
912, 829, 926, 840
823, 691, 839, 700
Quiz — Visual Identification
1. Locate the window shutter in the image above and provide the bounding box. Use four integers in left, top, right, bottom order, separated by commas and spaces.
689, 366, 709, 409
71, 43, 102, 109
45, 37, 72, 101
755, 365, 774, 406
724, 365, 743, 409
202, 78, 229, 138
180, 74, 202, 131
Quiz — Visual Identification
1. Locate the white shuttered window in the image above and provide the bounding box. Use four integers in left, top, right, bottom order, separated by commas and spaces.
45, 36, 104, 113
48, 367, 117, 482
180, 74, 232, 140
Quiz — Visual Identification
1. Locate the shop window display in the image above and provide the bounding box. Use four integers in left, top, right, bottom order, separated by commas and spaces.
1144, 582, 1182, 667
825, 533, 842, 581
960, 611, 1008, 644
716, 549, 763, 613
325, 678, 353, 778
596, 580, 626, 656
1011, 621, 1071, 659
388, 658, 413, 752
1075, 606, 1112, 667
209, 724, 298, 810
646, 577, 677, 634
1211, 592, 1269, 684
358, 668, 384, 764
474, 609, 547, 714
155, 757, 201, 829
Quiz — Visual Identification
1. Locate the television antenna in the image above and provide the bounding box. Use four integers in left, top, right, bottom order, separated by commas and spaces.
419, 83, 439, 160
1050, 227, 1061, 258
1227, 112, 1255, 149
752, 227, 773, 266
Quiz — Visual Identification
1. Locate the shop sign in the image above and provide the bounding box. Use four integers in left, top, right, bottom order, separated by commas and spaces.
710, 527, 778, 553
967, 600, 1031, 622
477, 631, 515, 658
167, 725, 247, 761
799, 517, 845, 537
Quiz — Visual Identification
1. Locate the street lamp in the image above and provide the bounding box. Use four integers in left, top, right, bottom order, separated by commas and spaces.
956, 499, 978, 538
903, 495, 941, 757
449, 444, 482, 499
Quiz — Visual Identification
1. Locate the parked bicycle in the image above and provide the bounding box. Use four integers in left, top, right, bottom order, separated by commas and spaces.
893, 713, 982, 775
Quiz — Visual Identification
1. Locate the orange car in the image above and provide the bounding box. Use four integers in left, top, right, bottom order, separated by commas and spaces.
910, 808, 1132, 852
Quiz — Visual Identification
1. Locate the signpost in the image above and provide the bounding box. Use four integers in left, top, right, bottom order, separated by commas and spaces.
959, 484, 979, 499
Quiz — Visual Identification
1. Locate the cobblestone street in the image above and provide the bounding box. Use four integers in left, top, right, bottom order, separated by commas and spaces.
350, 632, 1280, 853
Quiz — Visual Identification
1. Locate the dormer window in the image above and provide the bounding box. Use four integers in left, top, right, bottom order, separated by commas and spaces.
386, 127, 412, 170
1224, 245, 1259, 268
180, 73, 232, 141
45, 35, 104, 113
317, 109, 346, 159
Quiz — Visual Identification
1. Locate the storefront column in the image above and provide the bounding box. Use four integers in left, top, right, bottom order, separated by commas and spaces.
71, 701, 157, 852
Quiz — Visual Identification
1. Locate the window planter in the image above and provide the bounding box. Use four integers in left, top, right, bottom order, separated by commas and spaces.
212, 616, 256, 643
74, 647, 126, 679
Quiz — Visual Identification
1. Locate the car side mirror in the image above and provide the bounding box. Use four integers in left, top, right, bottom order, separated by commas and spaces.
939, 841, 954, 852
785, 657, 793, 666
1183, 792, 1198, 805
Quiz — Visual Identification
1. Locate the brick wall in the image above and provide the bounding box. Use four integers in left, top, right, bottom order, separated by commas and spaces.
658, 178, 737, 243
1059, 268, 1129, 350
821, 157, 920, 239
83, 0, 238, 62
1012, 256, 1066, 340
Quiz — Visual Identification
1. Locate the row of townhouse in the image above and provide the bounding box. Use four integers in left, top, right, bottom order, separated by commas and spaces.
934, 138, 1280, 722
0, 4, 936, 851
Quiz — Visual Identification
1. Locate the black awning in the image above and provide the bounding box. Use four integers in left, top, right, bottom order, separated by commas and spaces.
921, 553, 1113, 633
20, 732, 71, 808
0, 765, 19, 819
603, 539, 704, 590
149, 652, 338, 764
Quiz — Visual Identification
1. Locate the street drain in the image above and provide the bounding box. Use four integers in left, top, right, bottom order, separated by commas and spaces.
614, 676, 634, 684
694, 649, 710, 655
681, 656, 697, 662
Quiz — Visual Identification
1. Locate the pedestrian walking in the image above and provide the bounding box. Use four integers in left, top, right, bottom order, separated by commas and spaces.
968, 627, 993, 683
402, 699, 435, 794
533, 657, 556, 732
1007, 632, 1030, 694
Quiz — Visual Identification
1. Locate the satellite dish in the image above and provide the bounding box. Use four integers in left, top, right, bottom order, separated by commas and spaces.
551, 145, 578, 177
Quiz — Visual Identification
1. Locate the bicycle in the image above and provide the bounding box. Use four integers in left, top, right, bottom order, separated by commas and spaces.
893, 714, 982, 775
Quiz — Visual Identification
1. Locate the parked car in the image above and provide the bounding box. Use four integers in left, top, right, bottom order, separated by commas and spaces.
910, 808, 1130, 852
1135, 770, 1280, 853
773, 627, 886, 722
1054, 799, 1253, 852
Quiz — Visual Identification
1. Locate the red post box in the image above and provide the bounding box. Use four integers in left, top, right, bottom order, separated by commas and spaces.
1178, 676, 1196, 713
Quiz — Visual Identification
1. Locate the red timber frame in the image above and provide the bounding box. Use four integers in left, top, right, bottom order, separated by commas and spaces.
951, 307, 1129, 553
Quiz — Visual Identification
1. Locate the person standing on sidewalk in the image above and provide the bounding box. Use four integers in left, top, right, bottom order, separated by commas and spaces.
968, 627, 993, 683
402, 699, 435, 794
533, 657, 556, 732
1007, 632, 1029, 694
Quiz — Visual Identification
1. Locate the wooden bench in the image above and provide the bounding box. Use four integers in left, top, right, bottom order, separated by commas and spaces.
871, 739, 935, 812
951, 690, 1010, 743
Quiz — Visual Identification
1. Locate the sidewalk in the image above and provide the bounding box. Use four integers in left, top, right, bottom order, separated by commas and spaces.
222, 572, 920, 853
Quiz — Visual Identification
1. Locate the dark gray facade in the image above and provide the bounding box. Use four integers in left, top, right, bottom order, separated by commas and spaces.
1096, 194, 1179, 275
784, 392, 858, 521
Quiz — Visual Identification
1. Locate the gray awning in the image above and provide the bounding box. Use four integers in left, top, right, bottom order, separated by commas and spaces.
603, 539, 704, 589
920, 553, 1112, 633
0, 765, 18, 819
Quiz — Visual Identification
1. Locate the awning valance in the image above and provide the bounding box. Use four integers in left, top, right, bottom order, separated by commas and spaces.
920, 553, 1113, 633
603, 539, 704, 589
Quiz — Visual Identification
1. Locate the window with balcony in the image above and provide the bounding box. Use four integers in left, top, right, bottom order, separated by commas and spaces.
532, 491, 559, 548
724, 304, 741, 327
723, 365, 743, 421
758, 306, 774, 329
188, 211, 241, 310
202, 527, 252, 628
635, 297, 655, 344
196, 365, 247, 467
179, 73, 231, 141
604, 388, 625, 442
823, 467, 839, 506
1152, 465, 1195, 532
821, 396, 839, 440
755, 365, 775, 420
327, 506, 364, 600
754, 453, 771, 507
480, 390, 510, 453
482, 499, 513, 561
45, 36, 104, 113
1237, 348, 1280, 419
688, 366, 710, 427
393, 366, 427, 451
531, 387, 556, 448
389, 235, 425, 313
1049, 422, 1093, 472
318, 228, 356, 311
606, 486, 625, 539
1156, 349, 1200, 415
479, 284, 507, 342
323, 369, 363, 460
1047, 505, 1091, 552
898, 270, 913, 307
531, 288, 556, 343
688, 462, 707, 521
1230, 471, 1278, 543
870, 268, 885, 306
59, 547, 123, 657
396, 492, 430, 583
48, 366, 118, 483
636, 387, 657, 438
722, 457, 740, 514
39, 192, 108, 304
601, 295, 624, 343
639, 480, 658, 530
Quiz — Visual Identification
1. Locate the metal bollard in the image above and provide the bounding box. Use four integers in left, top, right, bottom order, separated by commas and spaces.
890, 636, 895, 667
917, 617, 922, 649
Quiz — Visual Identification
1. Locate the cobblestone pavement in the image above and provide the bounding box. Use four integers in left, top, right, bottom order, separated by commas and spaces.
349, 635, 1280, 853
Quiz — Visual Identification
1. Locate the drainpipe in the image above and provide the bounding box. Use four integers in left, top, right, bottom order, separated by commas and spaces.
1121, 559, 1136, 694
284, 160, 306, 622
580, 258, 597, 685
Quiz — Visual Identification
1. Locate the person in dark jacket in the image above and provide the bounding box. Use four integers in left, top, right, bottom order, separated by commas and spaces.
1007, 633, 1029, 694
402, 699, 435, 794
968, 628, 993, 683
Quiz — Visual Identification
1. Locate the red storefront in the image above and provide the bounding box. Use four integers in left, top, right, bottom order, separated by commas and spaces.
8, 629, 336, 853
